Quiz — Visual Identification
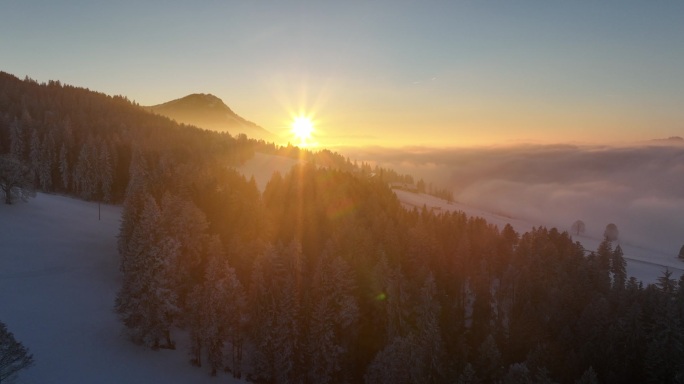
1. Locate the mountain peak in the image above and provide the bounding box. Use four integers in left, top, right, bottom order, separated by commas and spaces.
146, 94, 275, 141
158, 93, 233, 113
183, 93, 223, 103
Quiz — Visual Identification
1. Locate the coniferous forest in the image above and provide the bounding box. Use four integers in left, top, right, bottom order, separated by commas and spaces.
3, 72, 684, 383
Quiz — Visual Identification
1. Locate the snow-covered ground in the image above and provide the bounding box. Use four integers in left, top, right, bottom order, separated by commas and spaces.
0, 194, 243, 384
395, 189, 684, 285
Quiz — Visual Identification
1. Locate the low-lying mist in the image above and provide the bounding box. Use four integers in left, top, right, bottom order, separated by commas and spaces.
343, 142, 684, 255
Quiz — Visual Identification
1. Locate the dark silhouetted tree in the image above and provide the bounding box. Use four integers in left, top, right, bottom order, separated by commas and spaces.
571, 220, 586, 236
604, 223, 619, 242
0, 155, 35, 204
0, 321, 34, 383
477, 335, 503, 383
611, 245, 627, 289
575, 366, 599, 384
657, 269, 677, 296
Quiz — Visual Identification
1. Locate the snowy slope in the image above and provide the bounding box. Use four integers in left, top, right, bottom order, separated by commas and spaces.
0, 194, 244, 384
394, 189, 684, 285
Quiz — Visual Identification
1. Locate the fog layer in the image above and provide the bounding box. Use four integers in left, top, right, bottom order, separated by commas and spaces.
344, 143, 684, 255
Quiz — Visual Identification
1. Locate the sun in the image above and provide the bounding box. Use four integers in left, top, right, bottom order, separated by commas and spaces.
291, 116, 314, 143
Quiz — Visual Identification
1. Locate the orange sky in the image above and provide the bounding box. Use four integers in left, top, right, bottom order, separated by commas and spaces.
2, 2, 683, 148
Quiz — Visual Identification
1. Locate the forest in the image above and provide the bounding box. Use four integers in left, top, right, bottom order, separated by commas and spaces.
2, 72, 684, 383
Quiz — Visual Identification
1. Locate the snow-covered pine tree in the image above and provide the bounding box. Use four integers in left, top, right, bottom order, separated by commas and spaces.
9, 118, 25, 161
72, 142, 89, 198
29, 128, 41, 182
575, 366, 599, 384
364, 335, 414, 384
117, 148, 151, 257
117, 189, 148, 268
0, 155, 35, 204
272, 241, 303, 384
158, 193, 208, 305
115, 195, 180, 348
58, 143, 70, 190
248, 242, 303, 383
373, 255, 410, 340
366, 273, 447, 384
38, 130, 55, 191
306, 251, 359, 384
97, 142, 113, 202
411, 273, 447, 383
610, 245, 627, 289
73, 137, 101, 200
187, 236, 246, 377
248, 246, 278, 382
476, 334, 503, 382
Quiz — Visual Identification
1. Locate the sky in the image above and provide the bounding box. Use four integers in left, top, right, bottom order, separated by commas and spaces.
2, 1, 684, 147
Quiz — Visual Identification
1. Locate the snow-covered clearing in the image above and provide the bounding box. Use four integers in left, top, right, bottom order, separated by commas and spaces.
0, 193, 243, 384
395, 189, 684, 285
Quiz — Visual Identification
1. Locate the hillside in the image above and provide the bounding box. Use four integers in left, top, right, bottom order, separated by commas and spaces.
146, 93, 276, 141
0, 71, 259, 203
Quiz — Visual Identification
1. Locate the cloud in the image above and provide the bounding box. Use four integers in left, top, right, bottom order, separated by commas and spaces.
341, 143, 684, 254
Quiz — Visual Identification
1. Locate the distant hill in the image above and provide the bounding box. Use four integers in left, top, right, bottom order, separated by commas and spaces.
146, 93, 277, 141
651, 136, 684, 143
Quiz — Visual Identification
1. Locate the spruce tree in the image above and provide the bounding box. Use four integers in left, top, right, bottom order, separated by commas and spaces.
306, 251, 359, 384
116, 195, 180, 348
657, 269, 677, 296
610, 245, 627, 289
58, 143, 69, 190
575, 366, 598, 384
187, 236, 245, 377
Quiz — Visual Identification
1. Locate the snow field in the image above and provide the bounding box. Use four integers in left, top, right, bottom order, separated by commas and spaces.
0, 193, 244, 384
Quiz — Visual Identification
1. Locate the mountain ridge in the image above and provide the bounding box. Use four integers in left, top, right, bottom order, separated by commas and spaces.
146, 93, 276, 141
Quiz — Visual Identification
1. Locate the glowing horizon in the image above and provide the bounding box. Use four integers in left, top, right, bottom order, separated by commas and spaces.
2, 2, 683, 148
